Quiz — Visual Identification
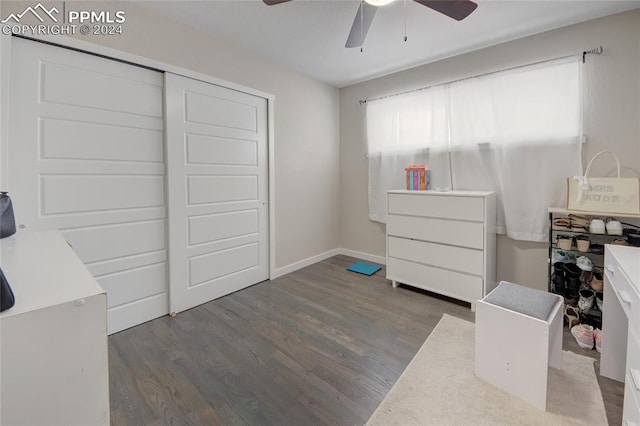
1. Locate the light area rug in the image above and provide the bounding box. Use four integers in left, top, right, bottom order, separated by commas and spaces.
367, 314, 608, 426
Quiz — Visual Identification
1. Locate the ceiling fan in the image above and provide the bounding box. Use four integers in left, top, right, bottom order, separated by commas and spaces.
263, 0, 478, 48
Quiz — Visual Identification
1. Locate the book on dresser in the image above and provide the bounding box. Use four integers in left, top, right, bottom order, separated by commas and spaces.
386, 190, 497, 309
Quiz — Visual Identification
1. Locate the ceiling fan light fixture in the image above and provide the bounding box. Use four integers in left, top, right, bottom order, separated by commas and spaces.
364, 0, 395, 6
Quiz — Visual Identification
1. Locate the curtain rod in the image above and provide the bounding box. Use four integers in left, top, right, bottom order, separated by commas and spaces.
359, 46, 603, 105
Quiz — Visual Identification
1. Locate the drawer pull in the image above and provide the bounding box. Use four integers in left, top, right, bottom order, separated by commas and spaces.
631, 368, 640, 392
605, 264, 615, 274
619, 290, 633, 305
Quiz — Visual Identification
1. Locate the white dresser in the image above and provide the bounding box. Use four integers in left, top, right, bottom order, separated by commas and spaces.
386, 190, 496, 307
600, 245, 640, 425
0, 230, 109, 425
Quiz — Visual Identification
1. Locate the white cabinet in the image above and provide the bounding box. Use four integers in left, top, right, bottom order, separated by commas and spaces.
386, 190, 496, 307
600, 245, 640, 425
0, 231, 109, 426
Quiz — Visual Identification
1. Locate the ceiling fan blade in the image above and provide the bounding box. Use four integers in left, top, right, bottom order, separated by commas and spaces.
345, 2, 378, 48
413, 0, 478, 21
263, 0, 292, 5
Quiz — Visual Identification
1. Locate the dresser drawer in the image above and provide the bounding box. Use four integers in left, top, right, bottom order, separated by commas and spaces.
387, 257, 484, 302
387, 215, 484, 249
388, 193, 484, 222
605, 255, 640, 328
388, 236, 483, 276
626, 327, 640, 406
624, 369, 640, 426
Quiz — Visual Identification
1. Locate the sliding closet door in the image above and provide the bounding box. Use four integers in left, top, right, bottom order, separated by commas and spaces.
7, 37, 168, 333
165, 73, 269, 314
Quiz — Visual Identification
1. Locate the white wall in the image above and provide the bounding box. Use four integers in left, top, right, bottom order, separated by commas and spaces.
0, 0, 341, 272
340, 10, 640, 291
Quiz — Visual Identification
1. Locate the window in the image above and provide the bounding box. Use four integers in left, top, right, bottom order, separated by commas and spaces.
367, 57, 583, 241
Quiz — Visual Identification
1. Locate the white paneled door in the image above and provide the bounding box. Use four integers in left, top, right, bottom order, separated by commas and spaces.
8, 37, 168, 333
165, 73, 269, 314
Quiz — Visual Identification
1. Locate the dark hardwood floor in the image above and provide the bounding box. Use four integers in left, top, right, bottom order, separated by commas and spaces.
109, 255, 622, 425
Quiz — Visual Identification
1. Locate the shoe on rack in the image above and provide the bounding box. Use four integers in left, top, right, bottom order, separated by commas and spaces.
564, 262, 582, 277
596, 291, 603, 311
578, 289, 595, 314
590, 268, 604, 292
589, 219, 606, 234
564, 285, 580, 306
553, 250, 576, 264
556, 235, 573, 250
594, 328, 602, 353
571, 324, 595, 350
575, 235, 590, 252
553, 217, 571, 231
590, 243, 605, 255
569, 214, 590, 228
564, 305, 580, 328
577, 256, 594, 272
606, 218, 623, 235
552, 274, 565, 294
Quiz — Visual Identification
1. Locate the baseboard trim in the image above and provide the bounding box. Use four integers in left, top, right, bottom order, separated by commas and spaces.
271, 248, 341, 279
271, 248, 386, 280
337, 249, 386, 265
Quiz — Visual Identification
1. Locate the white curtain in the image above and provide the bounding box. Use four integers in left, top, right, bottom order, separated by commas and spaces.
367, 86, 452, 222
367, 57, 583, 241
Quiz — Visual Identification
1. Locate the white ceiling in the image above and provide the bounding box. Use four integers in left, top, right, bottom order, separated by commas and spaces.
137, 0, 640, 87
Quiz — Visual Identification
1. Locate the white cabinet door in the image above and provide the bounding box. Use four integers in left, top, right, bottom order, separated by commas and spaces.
7, 37, 168, 333
165, 73, 269, 314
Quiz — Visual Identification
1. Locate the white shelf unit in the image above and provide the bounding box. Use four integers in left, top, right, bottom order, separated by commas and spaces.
0, 230, 109, 426
386, 190, 496, 308
547, 207, 640, 292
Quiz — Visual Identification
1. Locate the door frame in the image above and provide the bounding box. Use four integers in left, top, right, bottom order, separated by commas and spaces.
0, 32, 277, 280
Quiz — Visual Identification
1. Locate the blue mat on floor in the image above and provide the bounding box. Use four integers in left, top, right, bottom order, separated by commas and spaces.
347, 261, 382, 276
